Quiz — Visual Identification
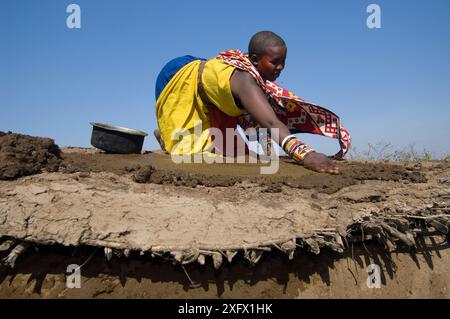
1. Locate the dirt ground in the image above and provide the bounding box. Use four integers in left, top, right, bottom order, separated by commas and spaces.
0, 132, 449, 298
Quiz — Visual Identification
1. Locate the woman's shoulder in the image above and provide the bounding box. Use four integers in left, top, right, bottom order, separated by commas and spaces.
230, 68, 259, 88
205, 57, 235, 69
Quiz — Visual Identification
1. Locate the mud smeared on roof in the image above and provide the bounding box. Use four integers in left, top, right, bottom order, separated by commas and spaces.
60, 151, 427, 194
0, 133, 449, 271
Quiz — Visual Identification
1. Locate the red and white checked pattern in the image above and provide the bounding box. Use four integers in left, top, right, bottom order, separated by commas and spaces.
339, 125, 351, 154
215, 49, 351, 158
287, 110, 307, 129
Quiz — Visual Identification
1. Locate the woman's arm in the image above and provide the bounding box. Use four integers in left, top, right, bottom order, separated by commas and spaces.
230, 70, 290, 144
230, 69, 340, 174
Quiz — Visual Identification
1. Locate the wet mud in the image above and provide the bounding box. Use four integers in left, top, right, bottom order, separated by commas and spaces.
0, 132, 428, 194
0, 132, 61, 180
61, 151, 427, 194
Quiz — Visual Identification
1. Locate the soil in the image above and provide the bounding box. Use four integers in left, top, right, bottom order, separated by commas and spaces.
0, 132, 61, 180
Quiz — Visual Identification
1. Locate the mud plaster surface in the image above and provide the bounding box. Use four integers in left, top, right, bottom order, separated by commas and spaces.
0, 149, 449, 255
0, 134, 449, 267
60, 151, 427, 194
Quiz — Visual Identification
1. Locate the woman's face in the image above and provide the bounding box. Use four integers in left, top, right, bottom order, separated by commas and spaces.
252, 46, 287, 82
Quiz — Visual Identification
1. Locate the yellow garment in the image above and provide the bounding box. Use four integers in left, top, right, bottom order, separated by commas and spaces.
156, 58, 243, 155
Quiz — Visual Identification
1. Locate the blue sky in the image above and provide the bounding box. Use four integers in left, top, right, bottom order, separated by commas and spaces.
1, 0, 450, 157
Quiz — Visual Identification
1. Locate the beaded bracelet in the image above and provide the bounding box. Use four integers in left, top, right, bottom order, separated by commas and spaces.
281, 135, 315, 162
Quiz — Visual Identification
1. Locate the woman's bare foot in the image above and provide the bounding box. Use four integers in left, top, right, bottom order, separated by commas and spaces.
303, 152, 340, 174
153, 129, 167, 152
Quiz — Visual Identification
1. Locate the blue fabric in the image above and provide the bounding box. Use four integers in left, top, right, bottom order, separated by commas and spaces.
155, 55, 206, 102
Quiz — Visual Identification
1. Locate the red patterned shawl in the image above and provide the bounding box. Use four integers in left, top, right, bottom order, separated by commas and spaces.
215, 49, 351, 159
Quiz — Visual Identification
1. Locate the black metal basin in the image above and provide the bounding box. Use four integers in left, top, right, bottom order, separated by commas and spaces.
90, 122, 148, 154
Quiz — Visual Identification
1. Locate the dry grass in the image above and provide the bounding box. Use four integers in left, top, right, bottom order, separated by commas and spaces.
347, 142, 447, 161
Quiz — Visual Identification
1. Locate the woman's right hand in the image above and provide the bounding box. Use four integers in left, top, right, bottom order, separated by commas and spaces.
302, 152, 340, 174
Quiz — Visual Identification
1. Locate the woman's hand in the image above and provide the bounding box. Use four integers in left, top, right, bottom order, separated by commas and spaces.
303, 152, 340, 174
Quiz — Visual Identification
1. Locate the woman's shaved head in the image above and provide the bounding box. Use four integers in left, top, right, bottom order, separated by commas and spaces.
248, 31, 286, 58
248, 31, 287, 82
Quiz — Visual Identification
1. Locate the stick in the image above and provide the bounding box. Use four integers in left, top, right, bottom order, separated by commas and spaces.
1, 242, 30, 268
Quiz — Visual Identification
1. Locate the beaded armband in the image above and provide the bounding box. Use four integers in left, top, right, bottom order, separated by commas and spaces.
281, 135, 315, 162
